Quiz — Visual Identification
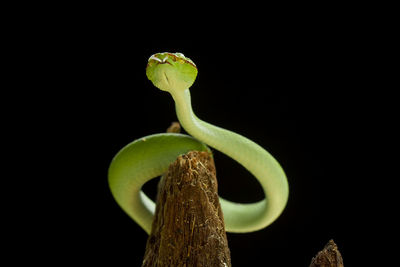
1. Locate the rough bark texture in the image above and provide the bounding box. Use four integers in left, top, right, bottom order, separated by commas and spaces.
309, 240, 344, 267
142, 151, 231, 267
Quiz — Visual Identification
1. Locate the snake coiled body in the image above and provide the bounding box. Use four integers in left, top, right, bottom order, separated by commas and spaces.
108, 52, 289, 234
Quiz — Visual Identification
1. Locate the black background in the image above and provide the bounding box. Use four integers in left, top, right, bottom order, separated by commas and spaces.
15, 8, 393, 266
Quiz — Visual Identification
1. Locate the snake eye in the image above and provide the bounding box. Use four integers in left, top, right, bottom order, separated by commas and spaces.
147, 61, 154, 68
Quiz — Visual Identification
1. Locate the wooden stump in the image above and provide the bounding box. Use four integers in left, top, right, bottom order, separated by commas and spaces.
142, 151, 231, 267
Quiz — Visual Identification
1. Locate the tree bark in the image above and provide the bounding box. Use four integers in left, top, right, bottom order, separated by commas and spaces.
142, 151, 231, 267
309, 239, 344, 267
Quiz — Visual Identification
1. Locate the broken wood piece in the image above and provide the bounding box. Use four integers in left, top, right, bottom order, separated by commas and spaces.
166, 121, 181, 133
309, 239, 344, 267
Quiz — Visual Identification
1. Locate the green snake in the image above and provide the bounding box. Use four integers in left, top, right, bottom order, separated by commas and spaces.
108, 52, 289, 234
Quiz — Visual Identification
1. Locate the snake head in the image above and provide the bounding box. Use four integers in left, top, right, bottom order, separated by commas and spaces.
146, 52, 198, 93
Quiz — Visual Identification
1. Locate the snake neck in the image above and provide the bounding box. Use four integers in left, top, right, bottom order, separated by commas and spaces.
170, 89, 241, 157
170, 89, 220, 146
170, 89, 200, 135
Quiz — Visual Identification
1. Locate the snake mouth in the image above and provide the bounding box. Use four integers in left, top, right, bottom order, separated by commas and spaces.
148, 54, 172, 65
147, 52, 197, 69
